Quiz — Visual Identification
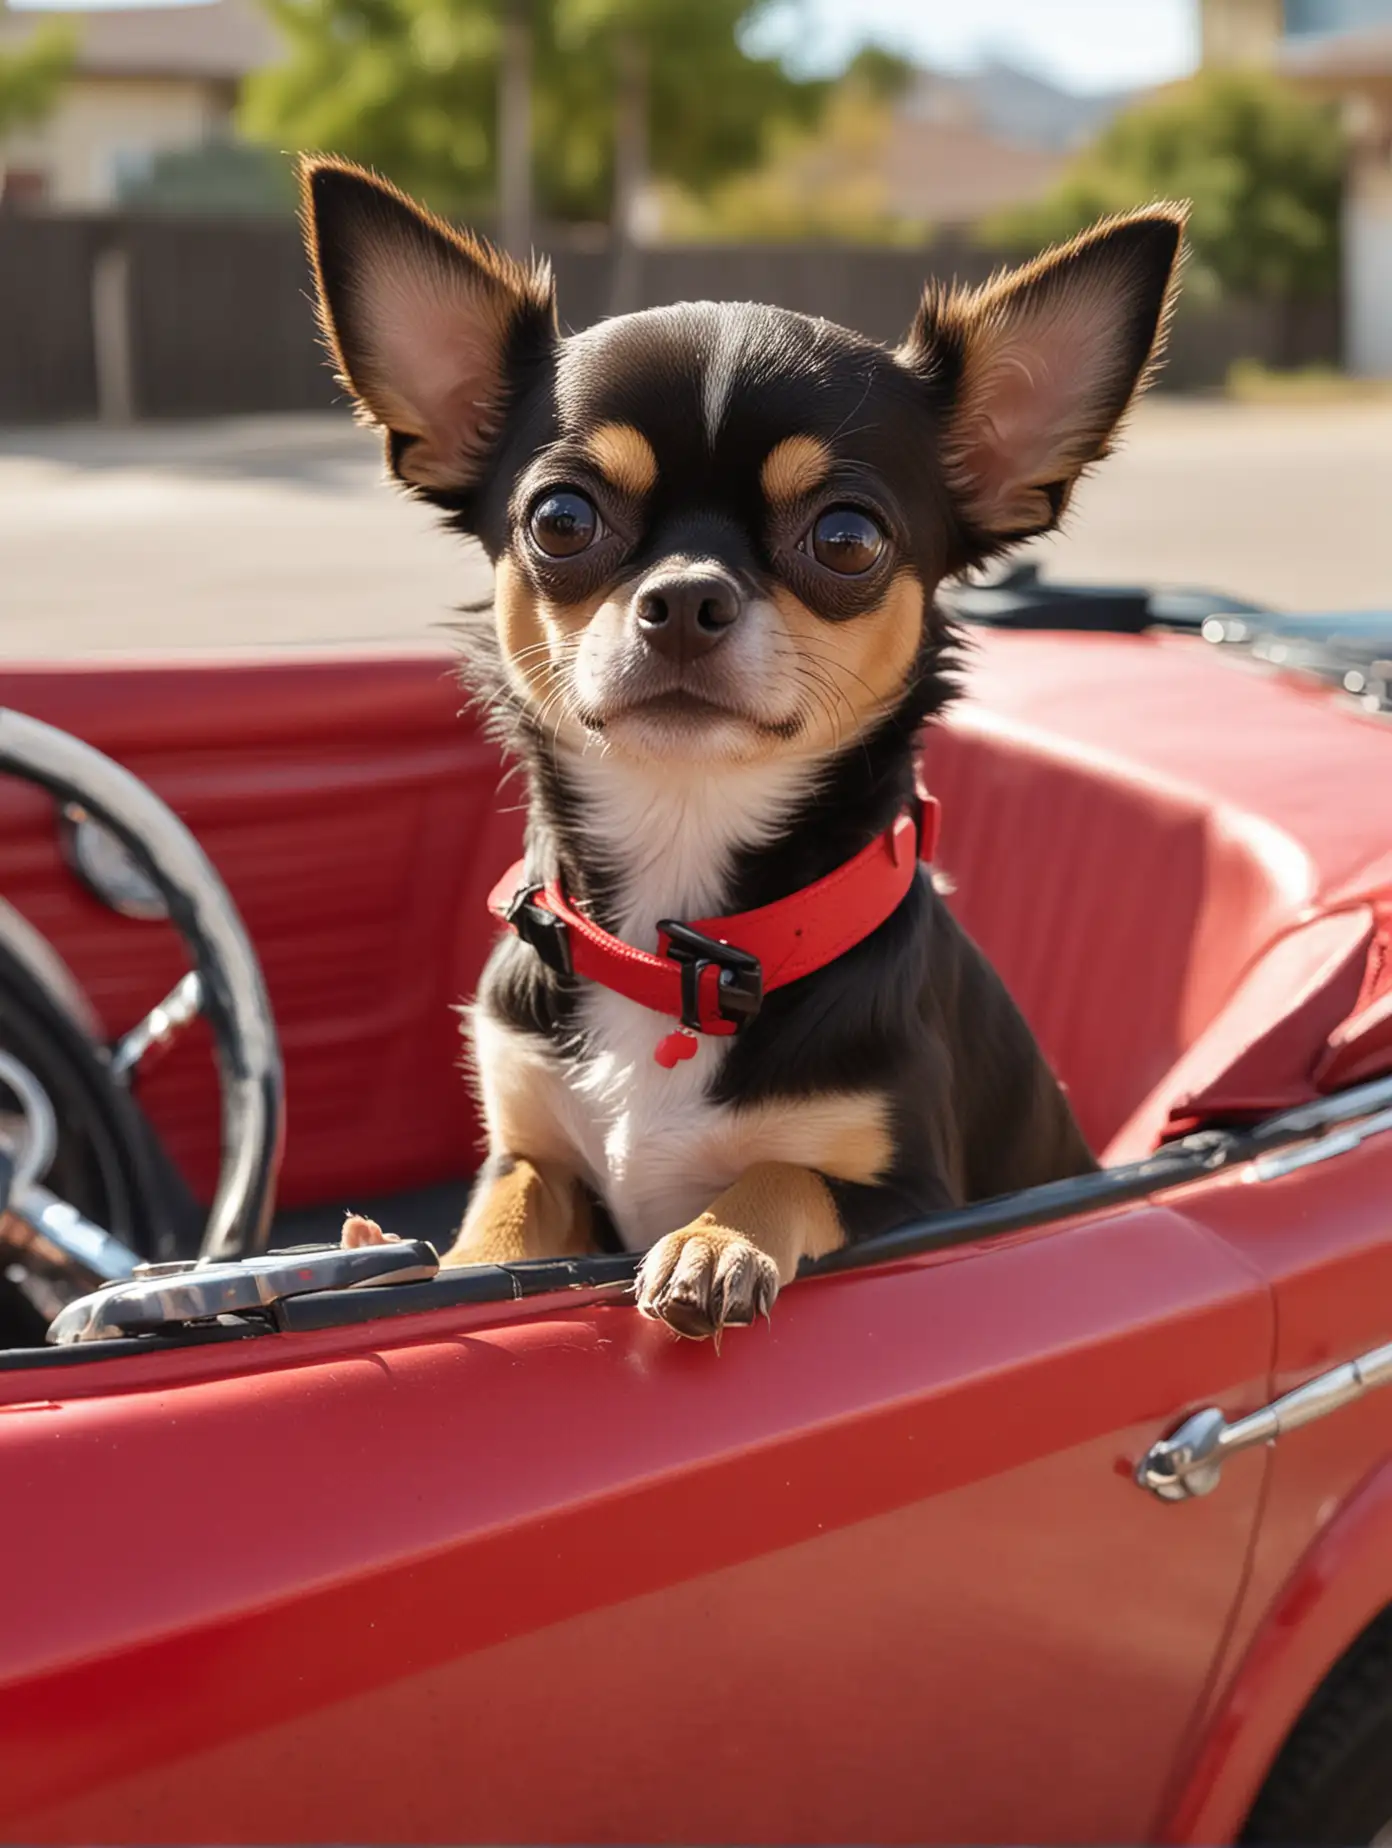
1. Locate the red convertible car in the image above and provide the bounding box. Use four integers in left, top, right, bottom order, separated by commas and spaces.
1, 577, 1392, 1846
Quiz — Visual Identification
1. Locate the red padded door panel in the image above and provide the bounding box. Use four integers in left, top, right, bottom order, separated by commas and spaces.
0, 649, 516, 1207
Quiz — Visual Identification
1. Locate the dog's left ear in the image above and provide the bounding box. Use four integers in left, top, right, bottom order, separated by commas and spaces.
899, 206, 1186, 551
301, 157, 556, 494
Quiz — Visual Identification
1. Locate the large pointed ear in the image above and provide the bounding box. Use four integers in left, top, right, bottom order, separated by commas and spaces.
899, 207, 1186, 553
300, 158, 556, 494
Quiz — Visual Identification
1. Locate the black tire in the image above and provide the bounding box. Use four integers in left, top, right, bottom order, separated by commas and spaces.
1242, 1607, 1392, 1846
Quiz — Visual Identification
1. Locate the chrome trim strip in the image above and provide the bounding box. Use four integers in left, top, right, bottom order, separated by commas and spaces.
1245, 1070, 1392, 1148
1251, 1103, 1392, 1180
48, 1240, 439, 1344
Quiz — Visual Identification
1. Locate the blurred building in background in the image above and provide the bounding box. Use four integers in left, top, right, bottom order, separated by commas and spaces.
877, 61, 1127, 225
654, 54, 1135, 246
0, 1, 1376, 420
1205, 0, 1392, 371
0, 0, 275, 209
1205, 0, 1392, 60
902, 60, 1127, 154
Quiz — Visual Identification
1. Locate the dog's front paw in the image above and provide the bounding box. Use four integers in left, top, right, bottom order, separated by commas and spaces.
340, 1213, 399, 1248
635, 1226, 778, 1343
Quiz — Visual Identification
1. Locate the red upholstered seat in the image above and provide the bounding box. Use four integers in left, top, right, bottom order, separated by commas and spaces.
919, 630, 1392, 1165
921, 712, 1315, 1160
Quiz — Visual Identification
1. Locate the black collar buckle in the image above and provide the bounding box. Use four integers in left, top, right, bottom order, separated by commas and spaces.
658, 920, 763, 1034
505, 883, 574, 977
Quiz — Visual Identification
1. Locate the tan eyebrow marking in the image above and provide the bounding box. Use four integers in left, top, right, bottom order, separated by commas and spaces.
761, 434, 832, 504
584, 422, 658, 497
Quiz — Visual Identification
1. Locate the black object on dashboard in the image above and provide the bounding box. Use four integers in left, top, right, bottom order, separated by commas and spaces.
942, 561, 1266, 636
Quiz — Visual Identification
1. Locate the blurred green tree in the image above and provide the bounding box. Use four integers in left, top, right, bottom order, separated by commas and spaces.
986, 68, 1345, 297
657, 46, 919, 243
0, 18, 74, 140
836, 42, 914, 103
241, 0, 824, 227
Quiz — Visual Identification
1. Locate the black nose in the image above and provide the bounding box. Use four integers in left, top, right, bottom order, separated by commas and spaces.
635, 570, 742, 663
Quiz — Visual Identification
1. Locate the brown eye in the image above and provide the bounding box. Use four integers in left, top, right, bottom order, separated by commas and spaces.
530, 490, 599, 558
809, 506, 885, 576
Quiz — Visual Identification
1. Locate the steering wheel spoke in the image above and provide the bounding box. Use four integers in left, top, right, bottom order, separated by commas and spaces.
110, 972, 204, 1081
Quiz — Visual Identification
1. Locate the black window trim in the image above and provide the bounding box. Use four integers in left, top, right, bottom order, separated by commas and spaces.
4, 1071, 1390, 1371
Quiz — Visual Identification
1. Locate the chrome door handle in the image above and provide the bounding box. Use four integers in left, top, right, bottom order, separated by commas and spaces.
1136, 1339, 1392, 1501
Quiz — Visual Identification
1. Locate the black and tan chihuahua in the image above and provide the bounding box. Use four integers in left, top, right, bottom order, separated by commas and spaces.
308, 159, 1185, 1341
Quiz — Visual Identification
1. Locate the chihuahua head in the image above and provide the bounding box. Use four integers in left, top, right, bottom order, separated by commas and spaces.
304, 160, 1184, 772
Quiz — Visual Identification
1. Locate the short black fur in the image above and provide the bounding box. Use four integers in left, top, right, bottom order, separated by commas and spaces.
448, 299, 1101, 1229
304, 166, 1185, 1256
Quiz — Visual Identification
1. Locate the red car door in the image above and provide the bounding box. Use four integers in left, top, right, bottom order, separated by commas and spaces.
1, 1194, 1271, 1846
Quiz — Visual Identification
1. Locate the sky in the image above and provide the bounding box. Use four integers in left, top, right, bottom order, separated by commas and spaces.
764, 0, 1200, 94
9, 0, 1203, 96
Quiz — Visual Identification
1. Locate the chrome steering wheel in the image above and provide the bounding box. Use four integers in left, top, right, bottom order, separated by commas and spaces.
0, 708, 283, 1264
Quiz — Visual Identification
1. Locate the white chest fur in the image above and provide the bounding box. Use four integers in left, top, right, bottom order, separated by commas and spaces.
471, 750, 846, 1249
472, 999, 739, 1247
472, 998, 886, 1250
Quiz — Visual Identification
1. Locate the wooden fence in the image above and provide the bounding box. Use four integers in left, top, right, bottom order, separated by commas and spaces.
0, 212, 1340, 423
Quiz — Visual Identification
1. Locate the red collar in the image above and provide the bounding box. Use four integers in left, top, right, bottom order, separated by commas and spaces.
489, 793, 940, 1068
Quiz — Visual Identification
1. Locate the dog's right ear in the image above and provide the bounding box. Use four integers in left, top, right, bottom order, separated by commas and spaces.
897, 206, 1185, 555
300, 158, 556, 494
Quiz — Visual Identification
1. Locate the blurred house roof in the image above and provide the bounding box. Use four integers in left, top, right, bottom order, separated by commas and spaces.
881, 118, 1067, 224
0, 0, 279, 82
1280, 20, 1392, 73
901, 59, 1129, 154
874, 58, 1124, 225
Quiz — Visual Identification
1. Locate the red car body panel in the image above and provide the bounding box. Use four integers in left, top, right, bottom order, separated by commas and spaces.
1158, 1135, 1392, 1840
2, 1205, 1270, 1845
1164, 1459, 1392, 1844
2, 630, 1392, 1843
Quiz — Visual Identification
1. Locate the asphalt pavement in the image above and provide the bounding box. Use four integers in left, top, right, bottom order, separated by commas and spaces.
4, 398, 1392, 659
